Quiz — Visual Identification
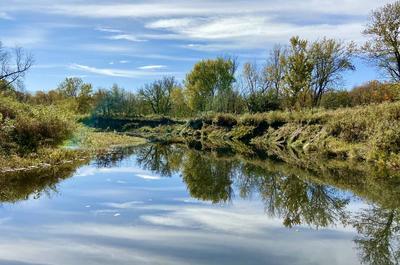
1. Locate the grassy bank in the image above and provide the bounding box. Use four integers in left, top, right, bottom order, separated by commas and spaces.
115, 101, 400, 169
0, 95, 146, 172
181, 102, 400, 168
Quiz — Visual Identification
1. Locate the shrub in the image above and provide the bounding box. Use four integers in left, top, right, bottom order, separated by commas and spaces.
0, 96, 76, 154
212, 113, 238, 128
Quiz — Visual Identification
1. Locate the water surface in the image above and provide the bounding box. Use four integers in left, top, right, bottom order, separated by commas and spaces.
0, 144, 399, 265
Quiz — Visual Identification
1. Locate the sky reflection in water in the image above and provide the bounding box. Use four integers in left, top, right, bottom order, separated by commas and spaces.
0, 144, 398, 265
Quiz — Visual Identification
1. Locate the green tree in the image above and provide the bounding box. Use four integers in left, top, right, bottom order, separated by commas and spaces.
283, 37, 313, 109
170, 86, 191, 117
77, 83, 93, 113
363, 1, 400, 81
185, 57, 237, 113
57, 77, 85, 98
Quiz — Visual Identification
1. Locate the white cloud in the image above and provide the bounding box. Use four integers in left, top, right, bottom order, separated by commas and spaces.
95, 26, 123, 33
0, 202, 357, 265
119, 60, 129, 64
146, 18, 197, 29
137, 65, 167, 70
3, 0, 387, 52
146, 16, 365, 51
8, 0, 393, 18
70, 64, 132, 78
106, 34, 147, 42
136, 174, 161, 180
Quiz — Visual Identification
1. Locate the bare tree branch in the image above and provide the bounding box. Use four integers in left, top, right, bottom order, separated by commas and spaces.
0, 42, 34, 91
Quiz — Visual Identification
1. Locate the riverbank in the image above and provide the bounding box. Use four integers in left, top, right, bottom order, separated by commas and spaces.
114, 101, 400, 170
0, 129, 146, 174
0, 95, 147, 173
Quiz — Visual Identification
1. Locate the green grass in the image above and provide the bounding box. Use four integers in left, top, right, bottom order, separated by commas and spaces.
67, 126, 147, 150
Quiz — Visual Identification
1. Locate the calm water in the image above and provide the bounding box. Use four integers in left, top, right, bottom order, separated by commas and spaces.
0, 144, 399, 265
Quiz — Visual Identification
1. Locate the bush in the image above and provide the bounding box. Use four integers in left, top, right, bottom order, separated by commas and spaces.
212, 113, 238, 128
0, 96, 76, 154
350, 81, 400, 106
320, 91, 352, 109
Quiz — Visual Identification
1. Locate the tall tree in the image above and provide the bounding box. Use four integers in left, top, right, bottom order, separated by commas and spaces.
185, 57, 237, 112
0, 42, 34, 91
170, 86, 191, 117
309, 38, 355, 106
283, 37, 314, 109
77, 83, 93, 113
363, 1, 400, 81
266, 45, 287, 96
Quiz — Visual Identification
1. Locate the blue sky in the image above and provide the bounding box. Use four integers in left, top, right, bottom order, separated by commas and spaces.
0, 0, 393, 92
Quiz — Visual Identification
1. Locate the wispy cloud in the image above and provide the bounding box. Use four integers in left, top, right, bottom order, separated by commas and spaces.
10, 0, 393, 18
70, 64, 176, 78
138, 65, 167, 70
95, 26, 123, 33
78, 43, 134, 53
145, 16, 365, 50
106, 34, 147, 42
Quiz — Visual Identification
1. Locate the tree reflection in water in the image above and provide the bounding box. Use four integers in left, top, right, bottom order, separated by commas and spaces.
1, 143, 399, 265
351, 207, 400, 265
131, 144, 400, 265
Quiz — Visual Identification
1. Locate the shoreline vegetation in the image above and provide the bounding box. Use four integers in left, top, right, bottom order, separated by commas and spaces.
86, 100, 400, 171
1, 2, 400, 176
0, 94, 146, 173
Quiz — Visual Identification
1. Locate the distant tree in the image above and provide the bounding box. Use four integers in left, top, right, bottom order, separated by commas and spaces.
170, 86, 191, 117
56, 77, 94, 113
0, 41, 34, 91
139, 76, 176, 115
363, 1, 400, 81
309, 38, 355, 106
283, 37, 314, 109
320, 90, 352, 109
241, 61, 280, 112
350, 80, 400, 106
57, 77, 84, 98
185, 57, 237, 113
93, 85, 142, 117
77, 83, 93, 113
242, 62, 269, 96
266, 45, 287, 96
